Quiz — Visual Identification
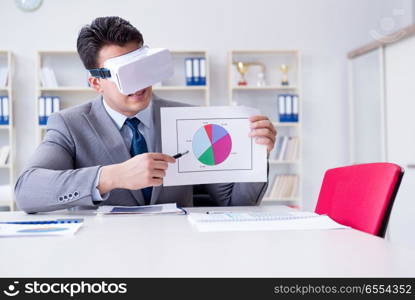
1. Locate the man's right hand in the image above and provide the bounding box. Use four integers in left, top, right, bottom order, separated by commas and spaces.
98, 153, 176, 194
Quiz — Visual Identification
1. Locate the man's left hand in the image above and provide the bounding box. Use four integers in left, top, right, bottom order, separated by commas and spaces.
249, 115, 277, 154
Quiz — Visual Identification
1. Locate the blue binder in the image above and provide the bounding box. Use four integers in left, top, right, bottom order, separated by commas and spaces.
278, 94, 287, 122
185, 58, 193, 86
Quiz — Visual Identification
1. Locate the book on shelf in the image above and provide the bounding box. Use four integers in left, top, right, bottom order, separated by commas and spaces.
0, 145, 10, 166
0, 67, 8, 88
272, 136, 299, 161
40, 67, 58, 88
268, 174, 298, 199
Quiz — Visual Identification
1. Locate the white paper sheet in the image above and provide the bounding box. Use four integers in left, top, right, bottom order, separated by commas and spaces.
96, 203, 185, 215
0, 222, 83, 237
187, 212, 349, 232
161, 106, 267, 186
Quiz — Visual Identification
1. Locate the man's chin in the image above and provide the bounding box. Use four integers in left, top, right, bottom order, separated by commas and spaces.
126, 96, 151, 112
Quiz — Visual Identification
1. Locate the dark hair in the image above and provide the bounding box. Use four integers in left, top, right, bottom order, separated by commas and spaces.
77, 16, 143, 69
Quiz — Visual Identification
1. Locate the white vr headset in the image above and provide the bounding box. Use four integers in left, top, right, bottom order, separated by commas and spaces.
89, 45, 174, 95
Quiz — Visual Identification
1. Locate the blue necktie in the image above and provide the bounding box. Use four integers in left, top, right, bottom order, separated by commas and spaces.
125, 117, 152, 205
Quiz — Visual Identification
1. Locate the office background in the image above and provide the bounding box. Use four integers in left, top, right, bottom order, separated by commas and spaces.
0, 0, 414, 247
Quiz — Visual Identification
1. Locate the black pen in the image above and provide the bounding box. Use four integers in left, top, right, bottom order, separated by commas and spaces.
173, 150, 189, 159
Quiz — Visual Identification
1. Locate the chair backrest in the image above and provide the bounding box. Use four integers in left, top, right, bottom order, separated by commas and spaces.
315, 163, 404, 237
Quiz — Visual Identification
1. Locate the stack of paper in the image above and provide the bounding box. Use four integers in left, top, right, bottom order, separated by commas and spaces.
96, 203, 186, 215
187, 211, 349, 232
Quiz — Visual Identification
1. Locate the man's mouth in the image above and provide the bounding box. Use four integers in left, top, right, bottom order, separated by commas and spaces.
128, 89, 146, 97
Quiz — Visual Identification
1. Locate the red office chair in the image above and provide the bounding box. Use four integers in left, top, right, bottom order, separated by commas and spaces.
315, 163, 404, 237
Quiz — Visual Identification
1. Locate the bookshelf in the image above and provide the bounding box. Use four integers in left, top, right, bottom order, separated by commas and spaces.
35, 50, 210, 144
153, 50, 209, 106
0, 51, 15, 211
35, 50, 98, 144
228, 50, 302, 208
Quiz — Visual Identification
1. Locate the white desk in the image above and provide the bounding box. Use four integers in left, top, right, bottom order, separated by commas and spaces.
1, 204, 415, 277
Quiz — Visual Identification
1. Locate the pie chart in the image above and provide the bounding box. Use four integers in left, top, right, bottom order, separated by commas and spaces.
192, 124, 232, 166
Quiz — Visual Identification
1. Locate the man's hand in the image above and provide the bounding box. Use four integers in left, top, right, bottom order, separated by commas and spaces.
98, 153, 176, 194
249, 115, 277, 154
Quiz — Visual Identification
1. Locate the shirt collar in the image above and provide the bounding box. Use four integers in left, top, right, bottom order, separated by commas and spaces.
102, 97, 152, 130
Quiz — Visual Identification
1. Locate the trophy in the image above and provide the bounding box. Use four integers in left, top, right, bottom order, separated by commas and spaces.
280, 64, 289, 86
257, 72, 266, 87
235, 61, 249, 86
233, 61, 266, 86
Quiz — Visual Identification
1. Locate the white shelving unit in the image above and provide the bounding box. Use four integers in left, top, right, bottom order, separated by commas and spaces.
35, 50, 210, 145
35, 50, 97, 144
153, 50, 209, 106
228, 50, 302, 208
0, 51, 15, 211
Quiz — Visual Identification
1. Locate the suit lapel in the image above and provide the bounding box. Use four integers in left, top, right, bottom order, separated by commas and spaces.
83, 96, 145, 206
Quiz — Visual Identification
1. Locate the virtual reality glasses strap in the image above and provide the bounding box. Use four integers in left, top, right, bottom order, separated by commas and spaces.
89, 68, 112, 79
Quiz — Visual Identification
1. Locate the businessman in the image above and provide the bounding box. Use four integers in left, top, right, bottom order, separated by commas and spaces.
15, 16, 277, 213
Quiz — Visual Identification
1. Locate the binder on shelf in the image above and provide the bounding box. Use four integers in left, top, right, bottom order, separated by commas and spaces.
45, 97, 53, 124
185, 58, 193, 86
192, 58, 200, 85
2, 96, 8, 125
292, 95, 299, 122
278, 94, 299, 123
52, 96, 60, 113
285, 95, 292, 122
0, 96, 9, 125
199, 58, 206, 85
39, 96, 61, 125
278, 95, 286, 122
184, 57, 206, 86
38, 97, 46, 125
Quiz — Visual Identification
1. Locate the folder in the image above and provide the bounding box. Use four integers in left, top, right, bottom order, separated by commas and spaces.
292, 95, 299, 122
285, 95, 293, 122
199, 58, 206, 85
2, 96, 8, 125
192, 58, 200, 85
52, 96, 60, 113
45, 96, 53, 124
278, 95, 286, 122
0, 97, 3, 124
38, 96, 46, 125
185, 58, 193, 86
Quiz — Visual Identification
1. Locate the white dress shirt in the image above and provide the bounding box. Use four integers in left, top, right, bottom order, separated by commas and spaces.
91, 97, 154, 201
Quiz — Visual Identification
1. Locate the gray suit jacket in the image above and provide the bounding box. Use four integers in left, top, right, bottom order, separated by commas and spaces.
15, 95, 268, 213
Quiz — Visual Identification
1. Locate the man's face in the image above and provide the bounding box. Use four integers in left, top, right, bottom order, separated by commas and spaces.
89, 41, 153, 116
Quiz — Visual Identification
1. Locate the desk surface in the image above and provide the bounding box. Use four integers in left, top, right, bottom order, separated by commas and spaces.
1, 204, 415, 277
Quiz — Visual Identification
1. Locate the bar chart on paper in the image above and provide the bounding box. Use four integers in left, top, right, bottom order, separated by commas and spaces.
192, 124, 232, 166
176, 118, 253, 173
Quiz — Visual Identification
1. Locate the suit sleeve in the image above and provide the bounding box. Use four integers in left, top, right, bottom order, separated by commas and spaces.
14, 113, 102, 213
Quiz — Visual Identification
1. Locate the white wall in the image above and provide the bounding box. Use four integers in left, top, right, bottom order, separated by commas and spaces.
0, 0, 412, 210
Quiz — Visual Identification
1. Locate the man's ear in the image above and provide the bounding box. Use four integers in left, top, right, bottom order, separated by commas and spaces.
88, 76, 104, 93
